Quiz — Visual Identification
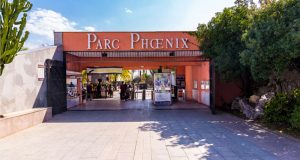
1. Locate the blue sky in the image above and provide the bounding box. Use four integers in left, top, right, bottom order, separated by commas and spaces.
24, 0, 236, 48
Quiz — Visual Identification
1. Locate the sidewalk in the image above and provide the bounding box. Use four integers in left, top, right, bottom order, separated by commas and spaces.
0, 108, 299, 160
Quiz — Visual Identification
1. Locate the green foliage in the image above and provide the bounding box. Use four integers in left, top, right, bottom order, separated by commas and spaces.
264, 89, 300, 128
259, 0, 275, 6
235, 0, 256, 8
108, 73, 118, 82
120, 69, 132, 82
264, 93, 293, 124
241, 0, 300, 81
132, 76, 141, 84
196, 3, 254, 82
0, 0, 32, 76
290, 105, 300, 129
81, 70, 87, 85
290, 89, 300, 129
141, 72, 153, 86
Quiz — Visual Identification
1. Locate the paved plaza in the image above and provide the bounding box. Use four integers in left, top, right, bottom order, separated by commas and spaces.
0, 107, 300, 160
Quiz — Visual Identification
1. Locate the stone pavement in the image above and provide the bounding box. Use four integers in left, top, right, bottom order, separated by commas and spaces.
0, 108, 300, 160
69, 100, 207, 111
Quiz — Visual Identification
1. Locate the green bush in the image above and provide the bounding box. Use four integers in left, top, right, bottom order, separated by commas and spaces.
290, 89, 300, 129
290, 106, 300, 129
263, 93, 293, 124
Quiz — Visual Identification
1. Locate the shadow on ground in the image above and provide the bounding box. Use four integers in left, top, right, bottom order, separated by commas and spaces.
44, 108, 300, 159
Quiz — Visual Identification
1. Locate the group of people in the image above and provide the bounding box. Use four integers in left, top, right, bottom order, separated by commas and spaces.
82, 77, 133, 101
120, 82, 131, 101
86, 79, 113, 101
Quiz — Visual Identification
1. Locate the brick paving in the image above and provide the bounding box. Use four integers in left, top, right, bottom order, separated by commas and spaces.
1, 107, 300, 160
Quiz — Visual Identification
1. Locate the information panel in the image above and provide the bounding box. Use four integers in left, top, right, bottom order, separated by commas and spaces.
154, 73, 172, 105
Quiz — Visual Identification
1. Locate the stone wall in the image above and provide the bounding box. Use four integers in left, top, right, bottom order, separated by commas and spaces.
0, 46, 64, 115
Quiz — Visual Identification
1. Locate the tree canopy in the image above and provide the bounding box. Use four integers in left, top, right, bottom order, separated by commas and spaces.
196, 3, 254, 81
196, 0, 299, 94
241, 0, 300, 82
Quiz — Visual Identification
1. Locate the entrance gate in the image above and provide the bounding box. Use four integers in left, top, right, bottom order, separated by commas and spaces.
54, 32, 215, 113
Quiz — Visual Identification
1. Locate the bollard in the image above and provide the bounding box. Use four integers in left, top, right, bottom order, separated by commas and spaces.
142, 89, 146, 100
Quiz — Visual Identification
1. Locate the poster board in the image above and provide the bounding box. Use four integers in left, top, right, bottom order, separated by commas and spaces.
153, 73, 172, 105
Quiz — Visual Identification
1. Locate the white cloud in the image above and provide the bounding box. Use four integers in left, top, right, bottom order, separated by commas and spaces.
84, 26, 96, 31
124, 8, 133, 14
25, 8, 98, 49
26, 8, 77, 40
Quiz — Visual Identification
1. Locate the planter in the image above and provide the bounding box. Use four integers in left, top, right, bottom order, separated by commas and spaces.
0, 108, 52, 138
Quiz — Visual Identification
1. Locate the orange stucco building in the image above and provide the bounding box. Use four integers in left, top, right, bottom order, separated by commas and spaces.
55, 31, 216, 110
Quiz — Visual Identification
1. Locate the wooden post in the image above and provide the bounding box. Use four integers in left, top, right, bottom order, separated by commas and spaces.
77, 78, 83, 104
209, 59, 216, 114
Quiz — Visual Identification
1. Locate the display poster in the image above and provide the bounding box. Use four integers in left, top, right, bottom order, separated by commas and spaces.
155, 92, 171, 102
154, 73, 171, 91
37, 63, 44, 81
154, 73, 172, 103
176, 76, 185, 89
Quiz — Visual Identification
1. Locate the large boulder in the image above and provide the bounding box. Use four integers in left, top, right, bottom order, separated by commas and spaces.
239, 98, 256, 119
254, 92, 275, 118
231, 92, 275, 120
231, 97, 242, 110
258, 92, 275, 107
231, 97, 256, 119
249, 95, 260, 104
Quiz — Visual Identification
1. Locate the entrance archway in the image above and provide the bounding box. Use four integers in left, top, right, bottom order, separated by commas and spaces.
55, 32, 215, 113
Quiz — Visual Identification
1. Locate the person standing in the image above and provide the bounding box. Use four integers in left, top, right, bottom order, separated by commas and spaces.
120, 82, 127, 100
97, 79, 102, 98
87, 82, 92, 101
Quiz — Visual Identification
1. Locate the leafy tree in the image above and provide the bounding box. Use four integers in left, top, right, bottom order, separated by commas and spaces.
259, 0, 275, 6
235, 0, 256, 7
108, 73, 118, 90
240, 0, 300, 91
0, 0, 32, 76
196, 2, 255, 95
81, 70, 87, 85
120, 69, 131, 82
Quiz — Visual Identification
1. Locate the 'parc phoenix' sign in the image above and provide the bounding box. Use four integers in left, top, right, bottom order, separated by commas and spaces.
61, 32, 199, 51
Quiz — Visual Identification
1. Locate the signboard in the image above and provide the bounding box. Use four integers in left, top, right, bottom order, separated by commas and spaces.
61, 32, 199, 51
154, 73, 171, 91
154, 73, 172, 104
87, 67, 122, 74
155, 92, 172, 102
37, 63, 44, 81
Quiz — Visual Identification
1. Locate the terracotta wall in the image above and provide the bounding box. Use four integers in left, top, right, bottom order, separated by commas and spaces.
191, 62, 210, 104
176, 66, 185, 76
185, 66, 193, 100
215, 76, 243, 107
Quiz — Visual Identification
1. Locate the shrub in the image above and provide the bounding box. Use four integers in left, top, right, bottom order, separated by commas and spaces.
263, 93, 293, 124
290, 89, 300, 129
290, 106, 300, 129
